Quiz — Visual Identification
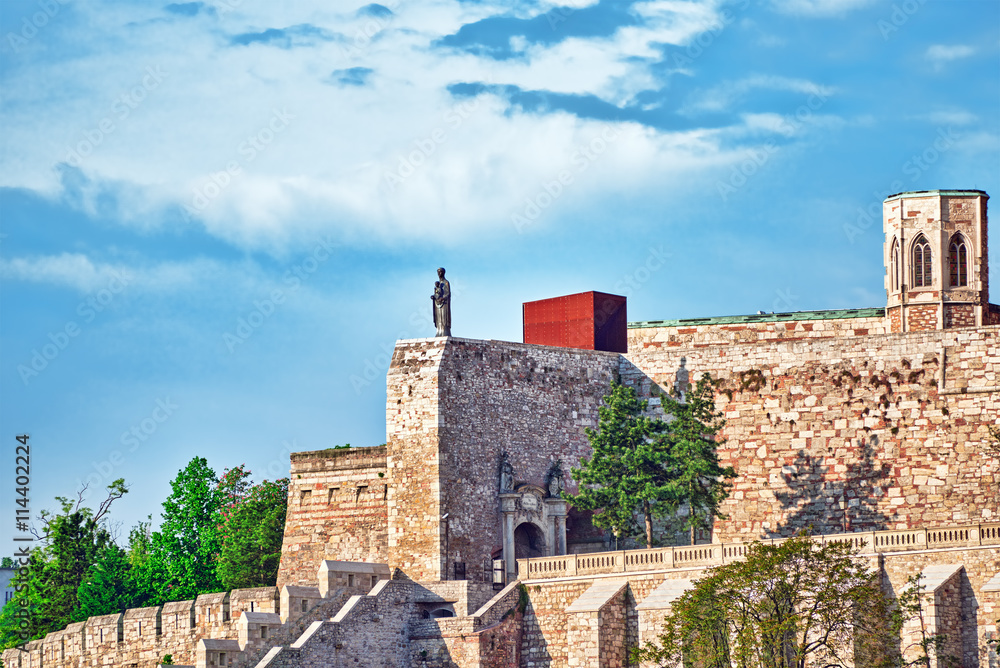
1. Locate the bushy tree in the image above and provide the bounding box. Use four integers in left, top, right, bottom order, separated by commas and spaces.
144, 457, 225, 602
0, 479, 127, 649
216, 477, 289, 589
564, 376, 735, 548
660, 373, 736, 544
75, 544, 144, 619
633, 535, 907, 668
563, 382, 672, 547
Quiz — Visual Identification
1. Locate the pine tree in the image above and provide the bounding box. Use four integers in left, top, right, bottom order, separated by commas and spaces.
564, 382, 673, 548
661, 373, 736, 544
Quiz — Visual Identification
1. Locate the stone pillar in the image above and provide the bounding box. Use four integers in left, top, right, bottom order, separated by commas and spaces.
500, 494, 518, 582
545, 497, 568, 556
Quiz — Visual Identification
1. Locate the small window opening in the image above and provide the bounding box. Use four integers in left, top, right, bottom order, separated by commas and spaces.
348, 574, 356, 587
261, 626, 268, 639
949, 237, 969, 287
371, 575, 379, 588
328, 487, 339, 503
301, 599, 308, 613
913, 236, 932, 287
300, 489, 311, 503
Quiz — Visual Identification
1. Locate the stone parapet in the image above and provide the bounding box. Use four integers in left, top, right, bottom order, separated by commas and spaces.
518, 522, 1000, 580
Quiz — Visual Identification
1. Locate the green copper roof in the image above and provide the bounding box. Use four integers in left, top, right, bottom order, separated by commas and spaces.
884, 189, 988, 200
628, 307, 886, 329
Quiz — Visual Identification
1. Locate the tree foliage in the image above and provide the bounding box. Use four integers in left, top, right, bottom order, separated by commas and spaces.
216, 475, 289, 590
659, 374, 735, 544
563, 382, 672, 547
564, 377, 734, 548
633, 535, 905, 668
75, 544, 144, 620
143, 457, 226, 602
0, 479, 128, 650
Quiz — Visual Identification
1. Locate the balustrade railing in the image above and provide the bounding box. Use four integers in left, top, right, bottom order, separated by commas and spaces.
517, 522, 1000, 580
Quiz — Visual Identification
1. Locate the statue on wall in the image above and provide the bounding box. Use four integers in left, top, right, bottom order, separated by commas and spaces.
674, 356, 689, 401
432, 267, 452, 337
499, 453, 514, 492
546, 460, 564, 498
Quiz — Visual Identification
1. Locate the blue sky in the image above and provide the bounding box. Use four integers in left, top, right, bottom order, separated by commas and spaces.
1, 0, 998, 552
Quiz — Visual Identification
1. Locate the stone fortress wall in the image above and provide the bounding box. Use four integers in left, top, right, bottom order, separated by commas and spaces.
5, 190, 1000, 667
624, 320, 1000, 540
277, 446, 388, 589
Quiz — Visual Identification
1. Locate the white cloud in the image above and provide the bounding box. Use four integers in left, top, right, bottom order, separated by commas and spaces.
0, 0, 777, 252
769, 0, 874, 17
684, 75, 834, 113
0, 254, 123, 293
917, 110, 978, 126
925, 44, 975, 70
0, 253, 230, 293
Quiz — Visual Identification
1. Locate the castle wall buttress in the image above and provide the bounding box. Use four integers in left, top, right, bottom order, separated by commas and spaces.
385, 339, 448, 580
277, 447, 388, 588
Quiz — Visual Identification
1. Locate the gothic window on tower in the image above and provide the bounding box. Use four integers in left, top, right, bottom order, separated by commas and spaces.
949, 235, 969, 287
912, 236, 932, 288
890, 238, 900, 291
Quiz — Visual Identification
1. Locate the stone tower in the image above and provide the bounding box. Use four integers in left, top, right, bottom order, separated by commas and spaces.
883, 189, 990, 331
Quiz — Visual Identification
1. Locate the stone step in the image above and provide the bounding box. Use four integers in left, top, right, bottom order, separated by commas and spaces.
635, 578, 695, 610
566, 579, 630, 613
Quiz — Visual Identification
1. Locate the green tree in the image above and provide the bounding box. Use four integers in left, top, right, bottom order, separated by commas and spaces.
0, 479, 127, 650
661, 373, 736, 545
563, 382, 672, 547
633, 535, 910, 668
216, 477, 289, 589
146, 457, 225, 601
75, 544, 144, 619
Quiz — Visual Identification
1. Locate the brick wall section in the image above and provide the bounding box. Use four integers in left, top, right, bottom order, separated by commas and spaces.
386, 339, 447, 581
277, 447, 388, 589
908, 303, 940, 331
621, 326, 1000, 541
946, 304, 976, 328
627, 316, 889, 350
890, 307, 903, 333
434, 339, 620, 580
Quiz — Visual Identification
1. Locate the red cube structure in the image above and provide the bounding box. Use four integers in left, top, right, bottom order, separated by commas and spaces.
522, 291, 627, 353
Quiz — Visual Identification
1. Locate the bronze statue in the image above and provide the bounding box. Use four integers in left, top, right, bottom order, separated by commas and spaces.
432, 267, 451, 337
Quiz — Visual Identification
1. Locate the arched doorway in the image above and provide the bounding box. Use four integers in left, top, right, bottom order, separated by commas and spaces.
513, 522, 546, 559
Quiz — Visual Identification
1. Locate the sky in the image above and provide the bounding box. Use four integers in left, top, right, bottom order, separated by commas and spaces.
0, 0, 998, 554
